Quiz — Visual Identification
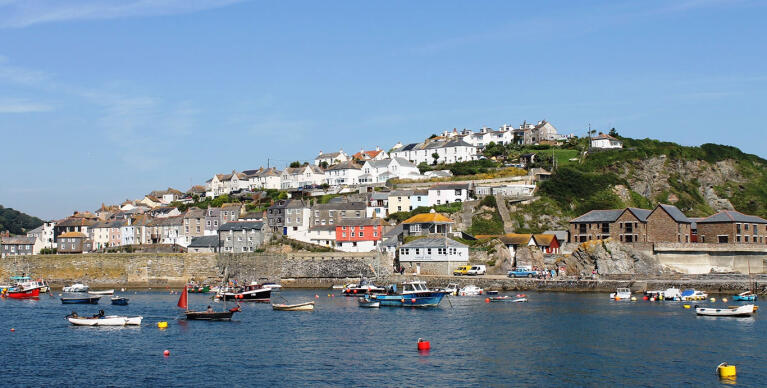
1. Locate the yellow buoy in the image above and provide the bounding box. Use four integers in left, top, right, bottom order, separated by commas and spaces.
631, 297, 637, 301
710, 297, 716, 302
157, 321, 168, 329
722, 298, 728, 303
717, 363, 736, 378
683, 305, 691, 309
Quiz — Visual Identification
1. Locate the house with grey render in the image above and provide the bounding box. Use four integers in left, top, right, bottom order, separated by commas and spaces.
218, 221, 267, 253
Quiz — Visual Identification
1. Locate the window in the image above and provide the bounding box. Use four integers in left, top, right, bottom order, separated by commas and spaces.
602, 223, 610, 233
579, 224, 586, 234
754, 224, 758, 235
373, 232, 378, 237
415, 248, 420, 255
737, 223, 742, 234
427, 248, 431, 254
718, 235, 729, 243
455, 189, 461, 196
359, 232, 364, 237
624, 223, 632, 233
342, 233, 346, 238
438, 248, 446, 255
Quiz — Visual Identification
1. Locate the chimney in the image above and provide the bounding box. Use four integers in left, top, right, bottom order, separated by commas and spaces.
376, 145, 381, 151
318, 150, 323, 155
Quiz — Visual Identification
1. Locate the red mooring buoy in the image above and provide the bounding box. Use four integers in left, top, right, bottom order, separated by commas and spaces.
417, 338, 430, 351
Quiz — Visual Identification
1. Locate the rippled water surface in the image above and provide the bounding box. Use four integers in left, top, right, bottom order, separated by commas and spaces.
1, 289, 765, 386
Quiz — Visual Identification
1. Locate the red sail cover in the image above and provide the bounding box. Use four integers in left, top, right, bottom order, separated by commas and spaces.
177, 286, 188, 309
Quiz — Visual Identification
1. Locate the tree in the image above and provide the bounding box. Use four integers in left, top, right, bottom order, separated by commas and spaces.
608, 128, 619, 137
428, 134, 438, 139
289, 161, 301, 168
320, 161, 328, 169
431, 152, 440, 165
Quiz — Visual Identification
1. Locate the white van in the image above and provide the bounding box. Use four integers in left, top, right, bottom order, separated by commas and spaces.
467, 265, 486, 276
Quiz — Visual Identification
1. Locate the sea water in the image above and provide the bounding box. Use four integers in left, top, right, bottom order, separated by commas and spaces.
1, 290, 764, 386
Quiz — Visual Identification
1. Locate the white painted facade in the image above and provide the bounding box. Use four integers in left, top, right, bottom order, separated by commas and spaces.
359, 158, 423, 184
591, 134, 623, 149
427, 185, 469, 206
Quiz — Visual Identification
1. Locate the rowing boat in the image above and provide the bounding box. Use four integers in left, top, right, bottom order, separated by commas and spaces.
67, 313, 142, 326
695, 304, 755, 317
272, 301, 315, 311
88, 289, 114, 295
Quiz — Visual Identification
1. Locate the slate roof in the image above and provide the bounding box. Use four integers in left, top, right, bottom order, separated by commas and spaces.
0, 236, 36, 245
315, 151, 344, 160
336, 218, 385, 227
312, 202, 366, 211
626, 208, 652, 222
369, 192, 390, 201
188, 235, 219, 248
429, 183, 469, 191
308, 225, 337, 232
326, 161, 362, 171
655, 204, 691, 223
697, 210, 767, 224
218, 221, 264, 231
543, 230, 569, 242
391, 157, 417, 168
184, 208, 206, 218
389, 190, 414, 197
400, 236, 467, 249
570, 209, 625, 223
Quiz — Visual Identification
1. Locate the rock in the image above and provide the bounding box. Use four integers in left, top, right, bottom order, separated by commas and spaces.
485, 239, 513, 275
515, 247, 545, 270
565, 239, 673, 276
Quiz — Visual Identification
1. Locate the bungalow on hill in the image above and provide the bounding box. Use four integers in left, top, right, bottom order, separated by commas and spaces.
402, 212, 453, 236
352, 147, 388, 162
590, 133, 623, 149
324, 161, 363, 187
695, 210, 767, 244
314, 150, 349, 167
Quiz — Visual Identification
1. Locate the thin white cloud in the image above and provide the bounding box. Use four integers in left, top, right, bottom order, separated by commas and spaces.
0, 98, 52, 113
0, 0, 247, 28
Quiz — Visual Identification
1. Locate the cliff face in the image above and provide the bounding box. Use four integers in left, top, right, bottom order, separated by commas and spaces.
564, 239, 673, 276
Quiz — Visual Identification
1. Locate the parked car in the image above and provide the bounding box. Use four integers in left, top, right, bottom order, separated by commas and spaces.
508, 266, 538, 278
467, 265, 486, 276
453, 265, 472, 276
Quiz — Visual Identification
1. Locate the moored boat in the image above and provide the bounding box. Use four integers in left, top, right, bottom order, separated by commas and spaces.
695, 304, 755, 317
680, 289, 708, 301
459, 285, 483, 296
10, 276, 49, 293
443, 283, 458, 296
342, 278, 385, 296
66, 311, 142, 326
187, 284, 211, 293
610, 288, 632, 300
2, 286, 41, 299
489, 295, 528, 302
63, 283, 89, 292
178, 285, 240, 320
272, 301, 315, 311
370, 281, 448, 307
111, 296, 129, 305
358, 297, 380, 308
88, 289, 114, 295
216, 282, 272, 302
733, 291, 757, 302
61, 296, 100, 304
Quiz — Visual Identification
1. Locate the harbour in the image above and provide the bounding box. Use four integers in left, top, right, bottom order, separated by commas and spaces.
1, 288, 765, 386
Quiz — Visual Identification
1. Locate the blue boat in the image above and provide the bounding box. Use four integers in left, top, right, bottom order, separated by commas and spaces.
61, 296, 100, 304
370, 281, 447, 307
733, 291, 757, 302
111, 296, 129, 305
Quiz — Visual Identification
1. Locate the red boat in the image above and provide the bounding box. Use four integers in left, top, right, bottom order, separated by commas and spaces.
2, 287, 40, 299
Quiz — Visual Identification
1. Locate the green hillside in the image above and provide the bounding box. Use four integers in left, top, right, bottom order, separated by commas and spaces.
506, 137, 767, 233
0, 205, 44, 235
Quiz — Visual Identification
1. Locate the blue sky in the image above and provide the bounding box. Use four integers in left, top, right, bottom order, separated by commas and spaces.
0, 0, 765, 219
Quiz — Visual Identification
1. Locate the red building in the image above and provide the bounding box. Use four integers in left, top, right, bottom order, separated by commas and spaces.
335, 218, 385, 252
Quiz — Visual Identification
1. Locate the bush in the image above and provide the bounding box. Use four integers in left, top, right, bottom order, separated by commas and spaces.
479, 195, 497, 208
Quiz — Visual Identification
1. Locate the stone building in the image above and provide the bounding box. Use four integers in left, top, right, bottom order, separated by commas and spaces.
398, 236, 469, 275
646, 204, 692, 243
696, 210, 767, 244
218, 221, 266, 253
310, 201, 366, 227
569, 208, 650, 243
0, 236, 38, 258
56, 232, 92, 254
188, 235, 219, 253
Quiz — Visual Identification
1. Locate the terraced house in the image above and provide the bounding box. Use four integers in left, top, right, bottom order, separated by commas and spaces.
218, 221, 266, 253
695, 210, 767, 244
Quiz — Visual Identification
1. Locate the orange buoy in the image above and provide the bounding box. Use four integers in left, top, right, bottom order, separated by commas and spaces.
10, 328, 15, 332
485, 298, 490, 303
417, 338, 430, 351
163, 350, 170, 356
353, 289, 358, 294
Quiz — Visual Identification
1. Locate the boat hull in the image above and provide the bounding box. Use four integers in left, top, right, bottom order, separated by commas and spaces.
358, 297, 380, 308
371, 292, 447, 307
88, 289, 114, 295
61, 297, 101, 304
342, 287, 385, 296
218, 288, 272, 302
4, 287, 41, 299
68, 316, 142, 326
185, 310, 235, 320
695, 304, 755, 317
733, 295, 757, 301
272, 302, 315, 311
111, 297, 129, 305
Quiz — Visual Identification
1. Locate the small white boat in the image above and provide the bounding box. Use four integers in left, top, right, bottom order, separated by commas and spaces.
610, 288, 632, 300
358, 297, 380, 308
272, 301, 315, 311
262, 283, 282, 292
459, 285, 483, 296
695, 304, 755, 317
444, 283, 459, 296
88, 289, 115, 295
681, 289, 708, 301
663, 288, 682, 300
63, 283, 89, 292
67, 314, 143, 326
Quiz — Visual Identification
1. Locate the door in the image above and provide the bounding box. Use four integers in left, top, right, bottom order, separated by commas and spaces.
416, 263, 421, 275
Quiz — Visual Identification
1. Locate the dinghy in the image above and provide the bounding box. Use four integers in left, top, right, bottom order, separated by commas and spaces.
489, 296, 528, 302
66, 311, 142, 326
358, 297, 380, 308
178, 285, 240, 320
733, 291, 757, 302
111, 296, 129, 305
695, 304, 755, 317
63, 283, 89, 292
61, 296, 101, 304
88, 289, 114, 295
272, 301, 315, 311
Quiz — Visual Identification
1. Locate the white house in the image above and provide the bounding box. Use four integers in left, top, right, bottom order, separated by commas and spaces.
427, 183, 470, 206
244, 167, 281, 190
280, 165, 325, 189
390, 138, 478, 165
324, 161, 363, 187
398, 236, 469, 275
307, 225, 336, 248
359, 157, 423, 184
461, 127, 513, 147
26, 221, 56, 251
476, 184, 536, 197
591, 133, 623, 149
366, 192, 389, 218
314, 150, 349, 166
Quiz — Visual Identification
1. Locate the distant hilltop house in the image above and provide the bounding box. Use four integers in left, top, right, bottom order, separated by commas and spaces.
590, 133, 623, 149
314, 149, 349, 167
351, 147, 388, 162
390, 138, 478, 165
